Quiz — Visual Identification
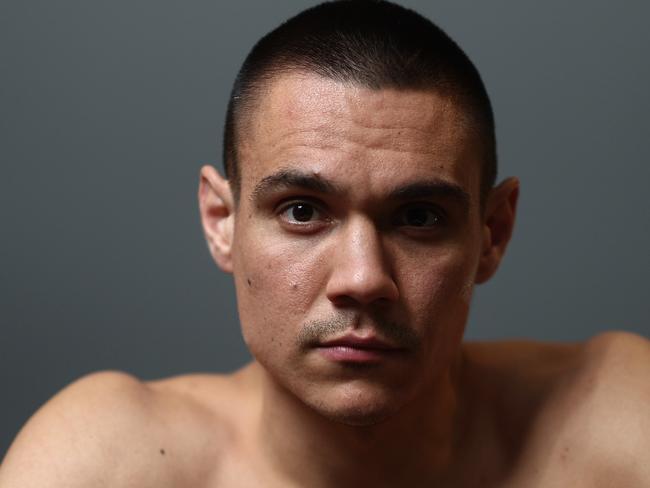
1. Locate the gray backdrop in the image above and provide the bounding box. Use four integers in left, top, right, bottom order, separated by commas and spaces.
1, 0, 648, 456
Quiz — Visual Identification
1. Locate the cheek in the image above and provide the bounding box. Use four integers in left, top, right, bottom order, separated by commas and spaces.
399, 248, 478, 369
400, 245, 478, 320
232, 234, 327, 356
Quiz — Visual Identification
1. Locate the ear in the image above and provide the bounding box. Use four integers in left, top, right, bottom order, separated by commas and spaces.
475, 177, 519, 284
198, 165, 235, 273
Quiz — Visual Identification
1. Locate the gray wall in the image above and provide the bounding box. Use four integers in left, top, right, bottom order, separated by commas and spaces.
2, 0, 648, 456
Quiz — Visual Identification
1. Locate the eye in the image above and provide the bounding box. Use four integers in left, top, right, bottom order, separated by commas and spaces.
278, 201, 327, 225
396, 204, 445, 228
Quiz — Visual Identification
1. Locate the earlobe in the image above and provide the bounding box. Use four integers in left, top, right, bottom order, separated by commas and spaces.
198, 165, 235, 273
475, 177, 519, 284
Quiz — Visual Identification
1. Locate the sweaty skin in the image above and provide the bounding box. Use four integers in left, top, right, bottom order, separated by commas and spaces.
1, 73, 649, 488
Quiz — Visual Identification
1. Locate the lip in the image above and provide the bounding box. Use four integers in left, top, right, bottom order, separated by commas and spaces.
316, 334, 404, 363
319, 334, 399, 350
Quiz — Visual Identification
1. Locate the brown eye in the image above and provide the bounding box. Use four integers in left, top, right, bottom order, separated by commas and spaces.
279, 201, 325, 225
290, 203, 315, 222
397, 205, 444, 227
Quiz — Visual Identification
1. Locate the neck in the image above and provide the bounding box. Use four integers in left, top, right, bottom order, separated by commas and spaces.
252, 354, 470, 487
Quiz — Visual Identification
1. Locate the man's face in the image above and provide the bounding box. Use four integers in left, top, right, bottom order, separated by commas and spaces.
230, 72, 486, 425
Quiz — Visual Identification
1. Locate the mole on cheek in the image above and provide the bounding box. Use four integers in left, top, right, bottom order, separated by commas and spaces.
247, 278, 252, 287
291, 283, 299, 291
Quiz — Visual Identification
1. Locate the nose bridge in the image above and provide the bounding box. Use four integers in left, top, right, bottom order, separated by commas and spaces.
351, 217, 385, 265
326, 215, 398, 305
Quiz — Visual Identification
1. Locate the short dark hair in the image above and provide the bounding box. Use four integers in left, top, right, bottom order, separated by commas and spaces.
223, 0, 496, 204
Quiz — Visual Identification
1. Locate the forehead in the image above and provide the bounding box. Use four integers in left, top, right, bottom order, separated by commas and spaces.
238, 72, 482, 202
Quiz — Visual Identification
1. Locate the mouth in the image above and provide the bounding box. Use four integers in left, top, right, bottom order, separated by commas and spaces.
315, 334, 406, 363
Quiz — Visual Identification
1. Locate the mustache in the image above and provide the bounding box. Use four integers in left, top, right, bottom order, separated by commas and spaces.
296, 311, 420, 350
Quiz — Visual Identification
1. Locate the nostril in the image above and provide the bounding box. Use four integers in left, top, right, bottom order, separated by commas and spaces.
325, 266, 399, 306
327, 294, 359, 308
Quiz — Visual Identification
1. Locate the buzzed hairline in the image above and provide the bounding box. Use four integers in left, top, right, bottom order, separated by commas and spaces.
222, 1, 497, 207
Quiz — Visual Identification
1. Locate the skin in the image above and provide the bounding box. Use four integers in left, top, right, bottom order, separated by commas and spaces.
1, 72, 649, 488
229, 72, 495, 429
217, 72, 500, 485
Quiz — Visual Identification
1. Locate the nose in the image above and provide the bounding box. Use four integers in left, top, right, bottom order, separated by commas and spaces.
325, 217, 399, 306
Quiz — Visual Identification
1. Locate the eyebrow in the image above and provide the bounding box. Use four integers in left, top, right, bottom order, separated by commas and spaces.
250, 168, 471, 211
388, 180, 471, 212
250, 168, 343, 204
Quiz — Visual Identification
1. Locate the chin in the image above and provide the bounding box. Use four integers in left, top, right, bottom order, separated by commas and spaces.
302, 382, 411, 427
322, 407, 397, 427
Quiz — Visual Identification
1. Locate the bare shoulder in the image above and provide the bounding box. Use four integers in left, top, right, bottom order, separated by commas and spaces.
463, 331, 649, 399
463, 333, 650, 486
1, 371, 157, 487
572, 331, 650, 429
575, 331, 650, 444
542, 331, 650, 486
580, 330, 650, 379
0, 368, 248, 488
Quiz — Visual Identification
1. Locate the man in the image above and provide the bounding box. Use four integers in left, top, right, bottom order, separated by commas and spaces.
1, 1, 648, 486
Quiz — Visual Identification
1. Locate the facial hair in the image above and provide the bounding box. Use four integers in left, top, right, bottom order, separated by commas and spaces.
296, 310, 421, 351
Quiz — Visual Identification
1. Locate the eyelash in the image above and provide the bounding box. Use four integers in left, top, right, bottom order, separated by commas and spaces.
276, 199, 330, 230
394, 203, 447, 228
275, 199, 448, 233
